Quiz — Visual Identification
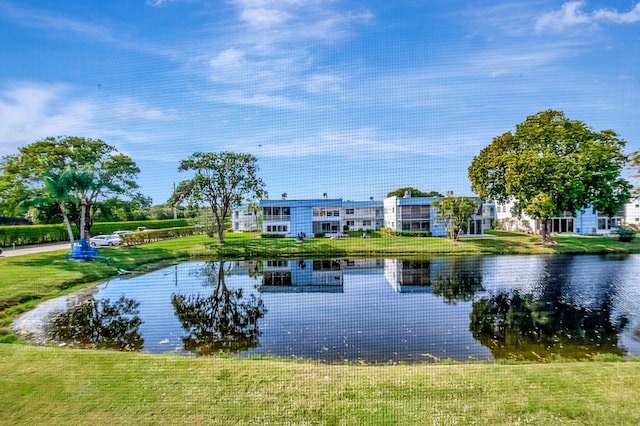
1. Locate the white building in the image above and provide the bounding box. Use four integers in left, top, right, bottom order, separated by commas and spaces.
231, 204, 260, 232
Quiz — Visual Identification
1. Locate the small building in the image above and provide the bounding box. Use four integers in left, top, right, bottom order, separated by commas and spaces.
495, 199, 624, 235
231, 204, 260, 232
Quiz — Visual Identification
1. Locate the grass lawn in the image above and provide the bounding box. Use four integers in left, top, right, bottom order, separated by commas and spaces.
1, 344, 640, 425
2, 231, 640, 424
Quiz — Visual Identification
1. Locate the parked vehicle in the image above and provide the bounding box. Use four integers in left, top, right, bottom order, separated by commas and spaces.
89, 235, 123, 247
113, 230, 134, 236
135, 226, 147, 232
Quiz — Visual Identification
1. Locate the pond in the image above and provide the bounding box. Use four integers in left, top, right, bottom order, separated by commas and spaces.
12, 254, 640, 363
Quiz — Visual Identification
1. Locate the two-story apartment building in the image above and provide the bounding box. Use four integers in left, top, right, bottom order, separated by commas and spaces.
342, 200, 383, 231
260, 197, 343, 237
383, 193, 491, 237
254, 193, 495, 238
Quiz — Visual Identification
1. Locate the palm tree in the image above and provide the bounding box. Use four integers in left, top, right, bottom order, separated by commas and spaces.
20, 171, 77, 251
70, 170, 95, 241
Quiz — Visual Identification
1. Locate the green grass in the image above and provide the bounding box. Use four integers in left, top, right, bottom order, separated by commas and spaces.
2, 231, 640, 423
1, 344, 639, 424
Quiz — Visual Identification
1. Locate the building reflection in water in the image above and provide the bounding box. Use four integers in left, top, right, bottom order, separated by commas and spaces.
259, 259, 345, 293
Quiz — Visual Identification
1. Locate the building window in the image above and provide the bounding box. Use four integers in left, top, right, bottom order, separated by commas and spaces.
363, 220, 371, 226
346, 220, 355, 227
345, 208, 354, 215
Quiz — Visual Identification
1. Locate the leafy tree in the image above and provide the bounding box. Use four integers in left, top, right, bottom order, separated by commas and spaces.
468, 110, 631, 244
387, 187, 443, 198
432, 195, 479, 241
169, 152, 265, 243
0, 136, 140, 234
20, 171, 77, 250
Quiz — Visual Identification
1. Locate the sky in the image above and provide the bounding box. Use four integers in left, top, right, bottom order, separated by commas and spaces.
1, 0, 640, 204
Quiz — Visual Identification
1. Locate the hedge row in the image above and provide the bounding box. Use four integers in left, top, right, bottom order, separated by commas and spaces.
0, 219, 190, 247
120, 226, 203, 246
381, 228, 433, 238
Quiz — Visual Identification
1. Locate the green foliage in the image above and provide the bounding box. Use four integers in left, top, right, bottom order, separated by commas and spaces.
120, 226, 203, 245
0, 219, 190, 247
314, 232, 326, 238
614, 226, 635, 242
0, 224, 72, 246
260, 233, 286, 239
170, 152, 266, 244
382, 228, 432, 237
0, 136, 140, 234
387, 187, 443, 198
469, 110, 631, 243
433, 196, 479, 241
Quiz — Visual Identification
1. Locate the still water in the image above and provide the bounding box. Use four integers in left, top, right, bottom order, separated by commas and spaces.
13, 254, 640, 363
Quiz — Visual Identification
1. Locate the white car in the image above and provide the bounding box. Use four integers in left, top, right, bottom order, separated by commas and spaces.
90, 235, 123, 247
113, 230, 134, 236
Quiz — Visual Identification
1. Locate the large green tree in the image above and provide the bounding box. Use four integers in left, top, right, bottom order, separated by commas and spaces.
169, 152, 265, 244
0, 136, 140, 235
468, 110, 631, 244
432, 195, 479, 241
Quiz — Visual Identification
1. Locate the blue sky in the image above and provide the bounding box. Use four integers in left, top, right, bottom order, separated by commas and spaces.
1, 1, 639, 204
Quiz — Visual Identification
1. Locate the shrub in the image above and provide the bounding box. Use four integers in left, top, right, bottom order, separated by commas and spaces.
260, 233, 286, 239
615, 226, 635, 242
314, 232, 326, 238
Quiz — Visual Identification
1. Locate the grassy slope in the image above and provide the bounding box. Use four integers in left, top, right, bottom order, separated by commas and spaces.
1, 344, 640, 425
2, 231, 640, 424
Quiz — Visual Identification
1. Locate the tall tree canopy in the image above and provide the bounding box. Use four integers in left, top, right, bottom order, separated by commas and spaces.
387, 187, 443, 198
169, 152, 265, 244
468, 110, 631, 244
0, 136, 140, 235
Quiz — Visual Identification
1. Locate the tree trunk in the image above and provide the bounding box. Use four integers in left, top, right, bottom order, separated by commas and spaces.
80, 193, 87, 240
59, 202, 75, 251
541, 219, 556, 245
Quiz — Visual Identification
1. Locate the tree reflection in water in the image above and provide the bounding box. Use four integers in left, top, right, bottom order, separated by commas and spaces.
470, 285, 627, 361
431, 257, 484, 303
172, 261, 266, 355
45, 296, 143, 351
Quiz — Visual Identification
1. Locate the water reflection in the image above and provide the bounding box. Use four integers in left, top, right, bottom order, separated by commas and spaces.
259, 259, 344, 293
14, 254, 640, 363
45, 295, 143, 351
172, 261, 266, 355
471, 255, 628, 360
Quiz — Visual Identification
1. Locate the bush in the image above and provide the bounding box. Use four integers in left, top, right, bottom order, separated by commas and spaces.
615, 226, 635, 242
121, 226, 203, 246
314, 232, 326, 238
260, 233, 286, 239
382, 228, 432, 237
0, 219, 192, 247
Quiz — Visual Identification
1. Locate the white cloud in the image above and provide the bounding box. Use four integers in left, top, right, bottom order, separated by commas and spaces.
593, 3, 640, 24
240, 8, 292, 28
535, 1, 640, 33
211, 90, 306, 109
253, 128, 473, 160
0, 1, 113, 41
0, 83, 178, 156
